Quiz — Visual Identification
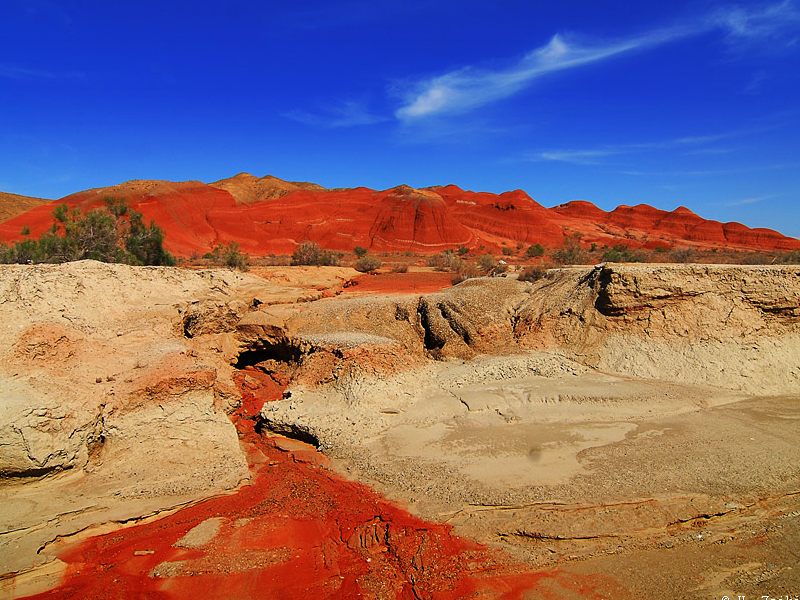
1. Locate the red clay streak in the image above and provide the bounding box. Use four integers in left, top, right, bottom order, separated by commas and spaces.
19, 374, 633, 600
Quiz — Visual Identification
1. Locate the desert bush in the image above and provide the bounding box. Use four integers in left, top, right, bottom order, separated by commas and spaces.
353, 245, 368, 258
519, 264, 548, 282
671, 247, 695, 263
451, 262, 481, 284
1, 198, 175, 266
778, 250, 800, 264
501, 246, 515, 256
204, 241, 249, 270
355, 255, 381, 273
492, 263, 508, 275
552, 233, 586, 265
477, 253, 496, 272
602, 244, 643, 263
427, 250, 463, 271
391, 263, 409, 273
457, 245, 470, 256
291, 240, 338, 266
741, 252, 771, 265
526, 243, 545, 258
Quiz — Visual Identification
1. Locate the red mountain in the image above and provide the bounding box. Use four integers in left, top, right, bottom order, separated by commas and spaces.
1, 174, 797, 256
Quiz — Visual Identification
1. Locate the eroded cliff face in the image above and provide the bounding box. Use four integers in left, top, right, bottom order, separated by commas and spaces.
263, 264, 800, 396
0, 261, 266, 575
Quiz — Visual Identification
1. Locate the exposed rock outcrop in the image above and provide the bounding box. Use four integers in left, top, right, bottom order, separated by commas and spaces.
257, 265, 800, 396
0, 261, 269, 575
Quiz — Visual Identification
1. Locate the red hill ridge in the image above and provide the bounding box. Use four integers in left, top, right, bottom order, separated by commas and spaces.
1, 174, 797, 256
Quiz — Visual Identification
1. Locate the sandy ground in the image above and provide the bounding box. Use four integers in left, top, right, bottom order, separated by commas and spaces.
3, 263, 800, 599
263, 353, 800, 599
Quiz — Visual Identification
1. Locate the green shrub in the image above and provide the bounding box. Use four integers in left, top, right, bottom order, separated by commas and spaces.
477, 253, 496, 272
602, 243, 643, 263
355, 255, 381, 273
552, 233, 586, 265
526, 243, 545, 258
779, 250, 800, 264
1, 198, 175, 266
204, 241, 249, 270
427, 250, 463, 271
392, 263, 409, 273
353, 245, 368, 258
501, 246, 514, 256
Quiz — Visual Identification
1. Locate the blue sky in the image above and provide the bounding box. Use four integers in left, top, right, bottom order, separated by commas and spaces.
1, 0, 799, 237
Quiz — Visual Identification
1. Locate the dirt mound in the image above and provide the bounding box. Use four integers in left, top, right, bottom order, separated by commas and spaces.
2, 176, 798, 257
0, 191, 50, 223
208, 172, 326, 204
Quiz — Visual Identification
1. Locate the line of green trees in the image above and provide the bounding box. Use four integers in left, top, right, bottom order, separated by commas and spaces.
0, 197, 175, 266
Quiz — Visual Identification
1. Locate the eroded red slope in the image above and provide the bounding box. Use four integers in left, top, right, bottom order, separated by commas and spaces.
2, 175, 797, 255
553, 201, 799, 251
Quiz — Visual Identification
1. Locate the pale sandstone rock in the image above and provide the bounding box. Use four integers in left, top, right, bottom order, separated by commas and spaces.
0, 261, 271, 575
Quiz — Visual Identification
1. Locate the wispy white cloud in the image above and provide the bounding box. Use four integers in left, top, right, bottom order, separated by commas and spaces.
282, 100, 388, 128
395, 1, 800, 121
530, 137, 698, 165
537, 149, 624, 166
726, 194, 778, 206
714, 0, 800, 46
686, 147, 736, 156
530, 122, 788, 166
622, 162, 797, 177
395, 30, 680, 121
0, 63, 83, 80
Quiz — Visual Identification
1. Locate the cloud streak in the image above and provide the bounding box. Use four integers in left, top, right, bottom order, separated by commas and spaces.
395, 1, 799, 121
0, 63, 83, 80
530, 122, 788, 166
395, 31, 675, 120
714, 0, 800, 45
282, 100, 388, 128
726, 194, 778, 206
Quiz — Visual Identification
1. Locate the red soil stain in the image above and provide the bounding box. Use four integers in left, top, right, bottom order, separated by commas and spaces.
19, 372, 635, 600
344, 271, 455, 295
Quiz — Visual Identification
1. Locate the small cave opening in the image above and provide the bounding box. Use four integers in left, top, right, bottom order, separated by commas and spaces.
255, 419, 321, 449
234, 339, 304, 371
